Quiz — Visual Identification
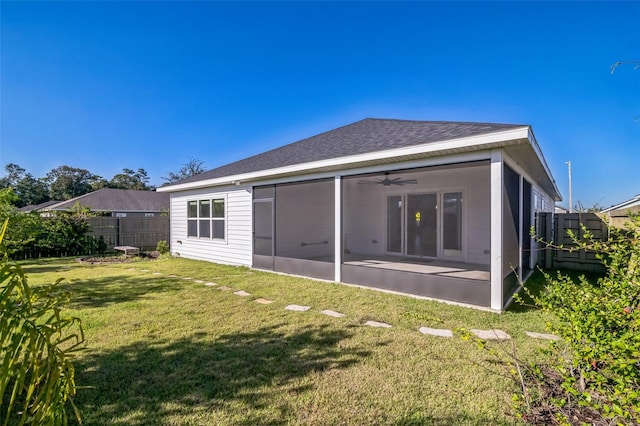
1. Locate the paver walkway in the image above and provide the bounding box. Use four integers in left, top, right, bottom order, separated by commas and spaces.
144, 269, 559, 341
320, 309, 345, 318
419, 327, 453, 338
285, 304, 311, 312
525, 331, 560, 341
365, 320, 392, 328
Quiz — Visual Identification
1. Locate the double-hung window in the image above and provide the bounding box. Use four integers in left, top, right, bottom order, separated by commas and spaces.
187, 198, 225, 240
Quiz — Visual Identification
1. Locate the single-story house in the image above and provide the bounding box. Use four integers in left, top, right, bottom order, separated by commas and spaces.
600, 193, 640, 228
158, 118, 561, 311
42, 188, 170, 218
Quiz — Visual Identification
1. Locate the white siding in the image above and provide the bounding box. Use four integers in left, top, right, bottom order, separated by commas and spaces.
170, 185, 252, 266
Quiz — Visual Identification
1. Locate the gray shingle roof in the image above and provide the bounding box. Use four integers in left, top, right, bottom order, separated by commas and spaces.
48, 188, 169, 212
17, 200, 63, 213
174, 118, 524, 185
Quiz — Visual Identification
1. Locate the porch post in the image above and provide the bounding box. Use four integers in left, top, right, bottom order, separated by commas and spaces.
334, 175, 342, 282
490, 149, 504, 311
518, 175, 524, 281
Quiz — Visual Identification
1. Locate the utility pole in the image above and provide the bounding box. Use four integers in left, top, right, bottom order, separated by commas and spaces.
566, 161, 573, 213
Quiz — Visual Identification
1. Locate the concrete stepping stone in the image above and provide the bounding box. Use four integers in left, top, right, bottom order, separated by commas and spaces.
140, 269, 151, 272
320, 309, 345, 318
255, 298, 273, 304
233, 290, 251, 297
152, 272, 163, 275
204, 282, 217, 287
525, 331, 560, 341
471, 329, 511, 340
218, 286, 233, 291
285, 304, 311, 312
182, 277, 193, 280
365, 320, 392, 328
419, 326, 453, 338
127, 268, 136, 271
193, 279, 205, 283
166, 274, 178, 278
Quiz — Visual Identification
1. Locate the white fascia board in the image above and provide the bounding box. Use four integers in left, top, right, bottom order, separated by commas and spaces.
158, 127, 530, 193
601, 196, 640, 213
526, 128, 562, 201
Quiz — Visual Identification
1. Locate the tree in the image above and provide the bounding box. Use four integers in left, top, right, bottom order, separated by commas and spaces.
109, 168, 154, 190
0, 164, 50, 207
14, 174, 50, 207
0, 163, 26, 189
162, 159, 206, 184
46, 165, 98, 200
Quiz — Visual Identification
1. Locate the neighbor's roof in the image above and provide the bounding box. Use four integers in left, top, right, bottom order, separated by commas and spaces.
17, 200, 63, 213
160, 118, 560, 200
46, 188, 170, 212
601, 194, 640, 213
175, 118, 523, 185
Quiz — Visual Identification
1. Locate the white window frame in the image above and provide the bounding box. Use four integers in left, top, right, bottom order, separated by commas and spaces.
187, 196, 227, 241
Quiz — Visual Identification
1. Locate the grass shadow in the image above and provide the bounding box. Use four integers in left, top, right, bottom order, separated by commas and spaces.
73, 324, 371, 424
55, 274, 183, 309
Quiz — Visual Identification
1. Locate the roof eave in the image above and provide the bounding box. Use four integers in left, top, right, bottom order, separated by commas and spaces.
159, 127, 533, 193
526, 128, 562, 201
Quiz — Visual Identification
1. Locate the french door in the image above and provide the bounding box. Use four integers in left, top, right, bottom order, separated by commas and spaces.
407, 194, 438, 257
387, 192, 463, 259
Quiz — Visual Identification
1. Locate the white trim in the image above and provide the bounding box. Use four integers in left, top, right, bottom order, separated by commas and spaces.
518, 175, 524, 280
526, 128, 562, 200
158, 128, 529, 193
601, 194, 640, 213
186, 195, 228, 244
490, 149, 504, 311
334, 176, 342, 282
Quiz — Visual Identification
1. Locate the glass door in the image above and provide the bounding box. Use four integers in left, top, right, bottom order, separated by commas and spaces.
406, 194, 437, 257
386, 196, 403, 253
442, 192, 462, 257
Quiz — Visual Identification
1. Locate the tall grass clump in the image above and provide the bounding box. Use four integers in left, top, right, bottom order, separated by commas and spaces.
0, 219, 85, 425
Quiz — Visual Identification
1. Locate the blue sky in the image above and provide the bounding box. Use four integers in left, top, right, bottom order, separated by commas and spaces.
1, 1, 638, 208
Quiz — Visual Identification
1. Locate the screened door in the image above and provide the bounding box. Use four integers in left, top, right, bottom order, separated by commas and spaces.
253, 186, 274, 270
406, 194, 437, 257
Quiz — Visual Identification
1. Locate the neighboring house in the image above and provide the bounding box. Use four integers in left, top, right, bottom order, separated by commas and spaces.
17, 200, 63, 213
554, 205, 569, 214
600, 194, 640, 228
158, 118, 561, 311
43, 188, 170, 218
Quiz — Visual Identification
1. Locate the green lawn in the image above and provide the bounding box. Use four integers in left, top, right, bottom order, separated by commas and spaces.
23, 257, 555, 425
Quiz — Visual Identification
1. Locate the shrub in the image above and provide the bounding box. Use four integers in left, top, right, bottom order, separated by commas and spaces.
0, 219, 85, 424
156, 240, 170, 255
0, 189, 106, 259
528, 214, 639, 424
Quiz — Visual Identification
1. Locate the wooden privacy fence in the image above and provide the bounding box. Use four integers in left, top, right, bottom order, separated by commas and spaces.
536, 212, 607, 273
86, 217, 170, 250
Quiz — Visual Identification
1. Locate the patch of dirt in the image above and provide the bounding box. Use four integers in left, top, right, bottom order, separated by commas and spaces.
522, 366, 617, 426
79, 251, 161, 264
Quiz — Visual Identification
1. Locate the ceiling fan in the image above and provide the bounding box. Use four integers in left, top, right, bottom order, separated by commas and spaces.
358, 172, 418, 187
